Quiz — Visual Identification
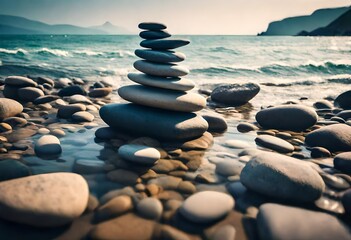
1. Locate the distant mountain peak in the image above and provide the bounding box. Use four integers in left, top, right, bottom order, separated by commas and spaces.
103, 21, 113, 27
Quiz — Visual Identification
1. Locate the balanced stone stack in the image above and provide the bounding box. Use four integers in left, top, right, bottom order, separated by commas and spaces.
100, 22, 208, 141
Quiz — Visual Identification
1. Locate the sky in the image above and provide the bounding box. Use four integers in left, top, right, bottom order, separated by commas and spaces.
0, 0, 350, 34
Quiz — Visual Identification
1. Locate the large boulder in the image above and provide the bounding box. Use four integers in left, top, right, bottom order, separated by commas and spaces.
99, 103, 208, 141
240, 152, 324, 202
211, 83, 260, 106
256, 105, 318, 131
257, 203, 351, 240
0, 173, 89, 227
305, 124, 351, 152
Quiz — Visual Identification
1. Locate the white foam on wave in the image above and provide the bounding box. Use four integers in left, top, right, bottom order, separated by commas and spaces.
73, 49, 103, 56
37, 48, 70, 57
115, 50, 134, 57
0, 48, 28, 55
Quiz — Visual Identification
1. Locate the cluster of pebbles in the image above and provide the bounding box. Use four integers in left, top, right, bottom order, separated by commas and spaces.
0, 22, 350, 240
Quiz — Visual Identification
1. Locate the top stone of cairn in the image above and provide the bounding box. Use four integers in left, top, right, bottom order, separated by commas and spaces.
138, 22, 167, 31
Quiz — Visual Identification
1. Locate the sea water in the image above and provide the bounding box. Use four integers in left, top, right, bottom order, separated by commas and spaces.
0, 35, 350, 107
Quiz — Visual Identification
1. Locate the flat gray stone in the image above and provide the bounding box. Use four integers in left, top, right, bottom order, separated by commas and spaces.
256, 105, 318, 131
34, 135, 62, 156
128, 73, 194, 91
180, 191, 234, 223
139, 22, 166, 30
255, 135, 294, 153
135, 49, 185, 63
134, 60, 189, 77
240, 152, 325, 202
118, 85, 205, 112
5, 76, 37, 87
118, 144, 160, 165
140, 39, 190, 50
100, 103, 208, 140
0, 173, 89, 227
305, 124, 351, 152
0, 98, 23, 120
257, 203, 351, 240
139, 30, 171, 40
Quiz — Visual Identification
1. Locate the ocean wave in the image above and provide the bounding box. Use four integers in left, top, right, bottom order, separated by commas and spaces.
73, 50, 103, 56
37, 48, 70, 57
0, 48, 28, 55
0, 64, 68, 78
191, 66, 260, 76
209, 47, 240, 55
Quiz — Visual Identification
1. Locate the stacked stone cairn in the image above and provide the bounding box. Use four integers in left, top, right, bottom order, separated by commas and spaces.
100, 22, 208, 141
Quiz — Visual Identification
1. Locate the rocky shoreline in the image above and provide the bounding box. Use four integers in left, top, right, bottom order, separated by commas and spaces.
0, 22, 350, 240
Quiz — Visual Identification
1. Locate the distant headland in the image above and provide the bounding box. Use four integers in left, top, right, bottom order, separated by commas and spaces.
258, 6, 351, 36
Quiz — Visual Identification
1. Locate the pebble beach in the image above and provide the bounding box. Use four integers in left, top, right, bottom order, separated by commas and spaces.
0, 22, 350, 240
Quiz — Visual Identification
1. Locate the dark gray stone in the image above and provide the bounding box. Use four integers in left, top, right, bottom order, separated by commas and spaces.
335, 90, 351, 109
305, 124, 351, 152
135, 49, 185, 63
99, 103, 208, 141
138, 22, 166, 30
334, 152, 351, 174
140, 39, 190, 50
211, 83, 260, 106
0, 160, 31, 181
256, 105, 318, 131
18, 87, 44, 102
33, 95, 59, 105
58, 85, 86, 97
257, 203, 351, 240
139, 30, 171, 39
240, 152, 325, 202
336, 110, 351, 120
134, 60, 189, 77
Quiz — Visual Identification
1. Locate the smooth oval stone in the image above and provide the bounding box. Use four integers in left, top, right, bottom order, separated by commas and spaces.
135, 49, 185, 63
134, 60, 189, 77
100, 103, 208, 140
137, 198, 163, 220
0, 98, 23, 120
180, 191, 234, 223
211, 83, 260, 106
342, 189, 351, 213
257, 203, 351, 240
74, 159, 105, 174
139, 30, 171, 40
255, 135, 294, 153
256, 105, 318, 131
336, 110, 351, 120
58, 85, 86, 97
95, 195, 133, 222
118, 144, 160, 165
335, 90, 351, 109
305, 124, 351, 152
5, 76, 37, 87
88, 87, 112, 98
334, 152, 351, 174
34, 135, 62, 156
139, 22, 166, 30
201, 112, 228, 133
313, 100, 333, 109
128, 73, 194, 91
71, 111, 94, 122
69, 94, 92, 104
237, 122, 258, 133
140, 39, 190, 50
0, 160, 30, 181
37, 76, 54, 86
215, 160, 244, 177
240, 152, 325, 202
3, 85, 20, 99
57, 103, 87, 119
0, 173, 89, 227
33, 95, 59, 104
118, 85, 205, 112
18, 87, 44, 102
310, 146, 331, 158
